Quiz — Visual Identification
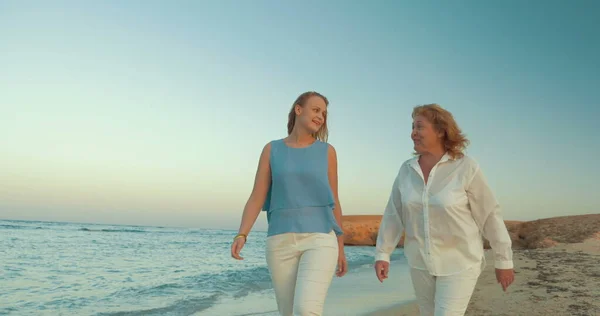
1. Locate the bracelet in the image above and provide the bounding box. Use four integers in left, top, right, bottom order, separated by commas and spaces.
233, 234, 247, 241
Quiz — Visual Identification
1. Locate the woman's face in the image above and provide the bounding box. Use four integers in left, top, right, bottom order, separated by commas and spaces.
295, 96, 327, 134
411, 115, 443, 154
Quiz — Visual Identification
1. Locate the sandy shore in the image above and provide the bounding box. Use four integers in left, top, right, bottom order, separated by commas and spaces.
323, 260, 415, 315
367, 238, 600, 316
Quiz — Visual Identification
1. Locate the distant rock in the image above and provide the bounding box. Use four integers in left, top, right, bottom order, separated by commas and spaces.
507, 214, 600, 249
482, 220, 523, 249
342, 213, 600, 250
342, 215, 404, 247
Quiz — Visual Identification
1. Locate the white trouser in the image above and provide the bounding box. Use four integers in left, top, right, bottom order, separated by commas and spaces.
410, 263, 482, 316
265, 231, 338, 316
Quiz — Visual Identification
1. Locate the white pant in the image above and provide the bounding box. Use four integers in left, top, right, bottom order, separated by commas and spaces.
266, 231, 338, 316
410, 263, 481, 316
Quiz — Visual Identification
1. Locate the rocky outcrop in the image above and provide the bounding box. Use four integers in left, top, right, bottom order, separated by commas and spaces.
507, 214, 600, 249
482, 220, 523, 249
342, 214, 600, 250
342, 215, 404, 247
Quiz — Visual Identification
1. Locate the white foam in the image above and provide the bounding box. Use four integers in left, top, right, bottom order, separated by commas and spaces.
196, 290, 278, 315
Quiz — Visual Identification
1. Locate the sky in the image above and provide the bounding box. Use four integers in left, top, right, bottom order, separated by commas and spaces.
1, 0, 599, 230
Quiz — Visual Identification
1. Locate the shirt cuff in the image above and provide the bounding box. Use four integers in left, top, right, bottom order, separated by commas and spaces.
375, 252, 391, 263
494, 260, 513, 269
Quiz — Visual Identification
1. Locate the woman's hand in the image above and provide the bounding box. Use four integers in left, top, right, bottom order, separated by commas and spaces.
336, 248, 348, 277
231, 236, 246, 260
495, 268, 515, 291
374, 260, 389, 283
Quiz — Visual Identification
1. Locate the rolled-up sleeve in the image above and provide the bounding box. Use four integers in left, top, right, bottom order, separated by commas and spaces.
375, 173, 405, 263
467, 165, 513, 269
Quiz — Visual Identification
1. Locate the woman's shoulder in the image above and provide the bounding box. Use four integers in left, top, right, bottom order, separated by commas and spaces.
400, 155, 419, 168
389, 156, 416, 178
264, 138, 285, 149
453, 154, 480, 169
451, 154, 483, 181
259, 139, 284, 156
321, 140, 334, 150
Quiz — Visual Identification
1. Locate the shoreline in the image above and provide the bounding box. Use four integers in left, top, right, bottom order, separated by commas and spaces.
365, 301, 419, 316
322, 259, 415, 316
364, 237, 600, 316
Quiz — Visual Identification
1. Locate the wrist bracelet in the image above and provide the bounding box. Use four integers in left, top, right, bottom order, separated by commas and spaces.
234, 234, 247, 241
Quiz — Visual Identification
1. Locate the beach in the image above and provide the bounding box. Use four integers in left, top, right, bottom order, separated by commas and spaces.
323, 260, 415, 315
2, 215, 599, 315
367, 237, 600, 316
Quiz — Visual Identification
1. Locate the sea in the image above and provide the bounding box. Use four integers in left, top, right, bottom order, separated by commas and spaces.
0, 219, 410, 316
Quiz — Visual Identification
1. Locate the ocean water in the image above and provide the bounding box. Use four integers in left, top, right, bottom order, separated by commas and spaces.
0, 219, 407, 316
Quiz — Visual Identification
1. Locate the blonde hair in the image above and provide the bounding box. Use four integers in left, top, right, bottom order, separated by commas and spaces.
412, 104, 469, 159
287, 91, 329, 142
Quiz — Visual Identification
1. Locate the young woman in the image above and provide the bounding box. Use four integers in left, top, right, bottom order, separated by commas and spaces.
374, 104, 515, 316
231, 91, 348, 316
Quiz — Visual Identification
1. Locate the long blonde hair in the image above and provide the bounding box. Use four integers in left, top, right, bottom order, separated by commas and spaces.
287, 91, 329, 142
412, 104, 469, 159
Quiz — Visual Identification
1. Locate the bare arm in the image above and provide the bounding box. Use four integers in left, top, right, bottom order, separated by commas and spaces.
237, 143, 272, 236
327, 144, 345, 249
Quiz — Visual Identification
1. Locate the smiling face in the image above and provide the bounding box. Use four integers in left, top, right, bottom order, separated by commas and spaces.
294, 95, 327, 134
410, 103, 470, 159
411, 115, 444, 154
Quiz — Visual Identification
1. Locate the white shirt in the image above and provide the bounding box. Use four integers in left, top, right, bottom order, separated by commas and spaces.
375, 153, 513, 276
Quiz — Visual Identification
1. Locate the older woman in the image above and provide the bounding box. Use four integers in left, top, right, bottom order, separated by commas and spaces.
374, 104, 514, 316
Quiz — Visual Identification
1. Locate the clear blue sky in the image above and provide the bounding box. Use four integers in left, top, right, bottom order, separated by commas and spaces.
1, 1, 598, 230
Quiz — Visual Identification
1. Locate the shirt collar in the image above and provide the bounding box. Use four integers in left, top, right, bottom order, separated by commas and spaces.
409, 152, 454, 167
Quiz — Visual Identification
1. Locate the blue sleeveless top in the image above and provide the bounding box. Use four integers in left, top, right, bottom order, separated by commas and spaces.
262, 139, 343, 237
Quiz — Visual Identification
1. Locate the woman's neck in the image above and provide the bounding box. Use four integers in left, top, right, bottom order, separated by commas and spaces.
287, 128, 315, 145
418, 146, 446, 166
